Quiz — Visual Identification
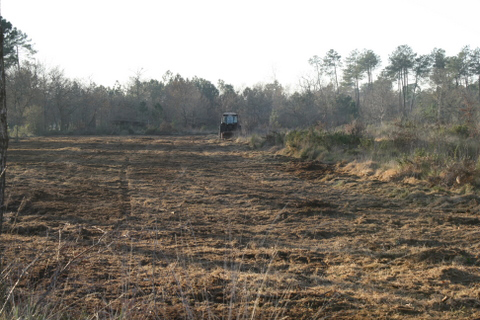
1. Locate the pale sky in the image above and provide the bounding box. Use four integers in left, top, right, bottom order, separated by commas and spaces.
3, 0, 480, 89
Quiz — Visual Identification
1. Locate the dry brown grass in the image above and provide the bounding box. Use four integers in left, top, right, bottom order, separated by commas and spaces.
0, 135, 479, 319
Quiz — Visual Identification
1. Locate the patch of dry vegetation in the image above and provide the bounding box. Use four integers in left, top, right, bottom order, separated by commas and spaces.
280, 121, 480, 192
0, 135, 479, 319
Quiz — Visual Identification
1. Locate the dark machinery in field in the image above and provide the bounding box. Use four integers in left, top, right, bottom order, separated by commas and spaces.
219, 112, 241, 139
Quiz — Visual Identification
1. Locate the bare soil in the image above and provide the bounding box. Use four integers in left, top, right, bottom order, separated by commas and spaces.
1, 135, 479, 319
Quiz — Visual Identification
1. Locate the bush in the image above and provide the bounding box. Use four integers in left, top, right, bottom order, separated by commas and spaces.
249, 134, 264, 149
390, 129, 418, 152
159, 121, 175, 133
144, 126, 160, 135
359, 137, 374, 151
450, 124, 470, 138
442, 159, 478, 186
283, 128, 364, 160
344, 119, 365, 136
396, 149, 439, 179
449, 139, 480, 161
327, 131, 361, 146
264, 131, 285, 146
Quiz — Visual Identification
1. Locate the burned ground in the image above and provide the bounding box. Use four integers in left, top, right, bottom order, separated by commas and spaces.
1, 135, 479, 319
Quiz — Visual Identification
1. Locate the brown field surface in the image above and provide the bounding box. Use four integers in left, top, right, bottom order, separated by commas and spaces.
1, 135, 479, 319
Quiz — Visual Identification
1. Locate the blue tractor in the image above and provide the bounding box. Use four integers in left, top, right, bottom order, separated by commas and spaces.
219, 112, 241, 139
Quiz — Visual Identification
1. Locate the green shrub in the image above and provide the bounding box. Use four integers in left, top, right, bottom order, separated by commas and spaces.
450, 139, 480, 161
144, 126, 160, 135
283, 128, 364, 160
450, 124, 470, 138
284, 130, 305, 152
327, 131, 360, 146
391, 129, 418, 152
264, 131, 285, 146
396, 148, 441, 179
359, 138, 374, 151
249, 134, 264, 149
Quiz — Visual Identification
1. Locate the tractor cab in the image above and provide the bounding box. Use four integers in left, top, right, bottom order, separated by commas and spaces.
219, 112, 241, 139
222, 113, 238, 125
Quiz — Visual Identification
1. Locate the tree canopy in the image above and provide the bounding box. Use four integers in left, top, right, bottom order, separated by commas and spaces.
1, 17, 36, 69
3, 17, 480, 135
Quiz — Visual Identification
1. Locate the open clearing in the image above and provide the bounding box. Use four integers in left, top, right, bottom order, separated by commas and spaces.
1, 135, 480, 319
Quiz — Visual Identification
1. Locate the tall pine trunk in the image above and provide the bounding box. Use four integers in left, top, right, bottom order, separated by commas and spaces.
0, 15, 8, 235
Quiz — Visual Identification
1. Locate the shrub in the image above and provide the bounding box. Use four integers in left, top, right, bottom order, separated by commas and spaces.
327, 131, 361, 146
450, 139, 480, 161
284, 130, 306, 153
249, 134, 264, 149
359, 137, 374, 151
264, 131, 285, 146
145, 126, 160, 135
344, 119, 365, 137
159, 121, 175, 133
396, 150, 439, 180
283, 128, 364, 161
390, 129, 418, 152
442, 159, 478, 186
450, 124, 470, 138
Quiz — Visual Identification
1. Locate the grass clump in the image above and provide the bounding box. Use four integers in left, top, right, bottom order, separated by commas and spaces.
248, 134, 265, 149
449, 124, 471, 138
396, 149, 440, 180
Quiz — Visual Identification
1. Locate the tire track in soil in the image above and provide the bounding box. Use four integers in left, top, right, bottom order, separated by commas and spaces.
118, 156, 131, 216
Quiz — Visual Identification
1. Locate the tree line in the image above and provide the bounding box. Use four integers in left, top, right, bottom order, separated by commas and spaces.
4, 17, 480, 137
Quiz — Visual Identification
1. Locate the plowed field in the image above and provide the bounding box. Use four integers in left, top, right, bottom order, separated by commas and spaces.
1, 135, 479, 319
